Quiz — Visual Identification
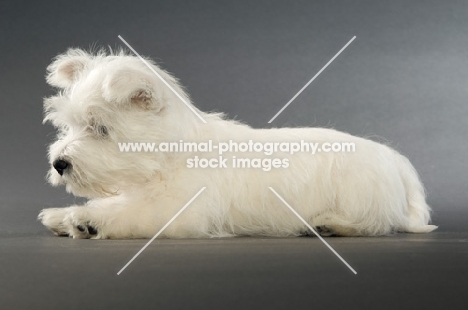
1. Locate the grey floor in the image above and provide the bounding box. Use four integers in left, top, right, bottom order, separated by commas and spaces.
1, 228, 467, 309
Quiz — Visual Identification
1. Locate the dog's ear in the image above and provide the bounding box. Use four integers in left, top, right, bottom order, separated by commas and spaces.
102, 68, 162, 112
46, 49, 91, 88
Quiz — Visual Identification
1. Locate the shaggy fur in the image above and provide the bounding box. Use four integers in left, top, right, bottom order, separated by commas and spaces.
39, 48, 437, 239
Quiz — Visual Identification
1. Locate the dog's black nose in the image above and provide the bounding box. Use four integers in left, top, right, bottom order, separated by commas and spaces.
53, 159, 69, 176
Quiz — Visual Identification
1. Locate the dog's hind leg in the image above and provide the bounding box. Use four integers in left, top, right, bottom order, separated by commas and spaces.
395, 154, 438, 233
309, 213, 361, 237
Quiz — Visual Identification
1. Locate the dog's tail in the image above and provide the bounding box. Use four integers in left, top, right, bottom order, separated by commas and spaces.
396, 153, 438, 233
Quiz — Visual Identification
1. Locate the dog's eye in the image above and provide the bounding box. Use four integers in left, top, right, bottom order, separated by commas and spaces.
96, 125, 109, 137
87, 122, 109, 138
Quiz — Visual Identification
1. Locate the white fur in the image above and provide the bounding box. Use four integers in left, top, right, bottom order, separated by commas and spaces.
39, 48, 437, 239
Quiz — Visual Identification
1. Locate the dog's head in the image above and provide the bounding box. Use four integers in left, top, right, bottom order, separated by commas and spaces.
44, 48, 200, 198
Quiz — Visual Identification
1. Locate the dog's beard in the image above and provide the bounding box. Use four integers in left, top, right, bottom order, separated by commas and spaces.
48, 164, 120, 199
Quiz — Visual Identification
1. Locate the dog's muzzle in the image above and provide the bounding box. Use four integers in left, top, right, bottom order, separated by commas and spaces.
53, 159, 70, 176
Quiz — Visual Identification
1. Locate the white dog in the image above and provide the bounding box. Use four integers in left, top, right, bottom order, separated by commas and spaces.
39, 48, 437, 239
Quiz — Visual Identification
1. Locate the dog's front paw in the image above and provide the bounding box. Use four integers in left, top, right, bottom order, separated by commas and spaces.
315, 225, 336, 237
64, 209, 102, 239
38, 208, 70, 236
39, 207, 104, 239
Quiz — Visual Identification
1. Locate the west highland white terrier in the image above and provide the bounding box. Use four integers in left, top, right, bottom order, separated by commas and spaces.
39, 48, 437, 239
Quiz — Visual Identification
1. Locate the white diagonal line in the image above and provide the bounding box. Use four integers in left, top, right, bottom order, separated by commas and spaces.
268, 36, 356, 123
117, 187, 206, 275
118, 35, 207, 124
268, 187, 357, 275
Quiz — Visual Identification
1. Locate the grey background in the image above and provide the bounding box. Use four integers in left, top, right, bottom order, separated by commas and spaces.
1, 0, 468, 309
